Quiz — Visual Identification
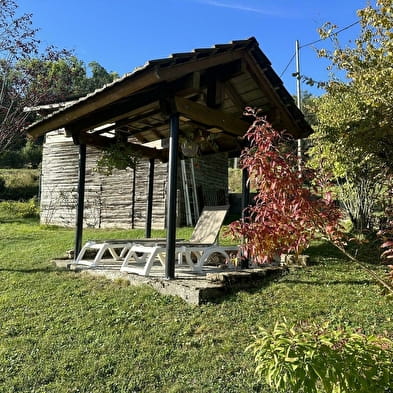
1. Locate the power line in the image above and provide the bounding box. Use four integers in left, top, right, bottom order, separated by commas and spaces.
279, 53, 295, 78
300, 20, 360, 49
279, 20, 360, 78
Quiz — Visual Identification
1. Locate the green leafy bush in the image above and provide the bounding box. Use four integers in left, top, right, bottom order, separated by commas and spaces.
96, 142, 139, 175
21, 141, 42, 168
0, 198, 39, 218
248, 320, 393, 393
0, 142, 42, 169
0, 185, 38, 200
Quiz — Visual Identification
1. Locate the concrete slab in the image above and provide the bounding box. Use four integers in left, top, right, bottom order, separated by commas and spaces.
53, 258, 288, 305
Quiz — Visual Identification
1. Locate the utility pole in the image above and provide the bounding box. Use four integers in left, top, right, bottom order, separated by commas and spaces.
295, 40, 302, 171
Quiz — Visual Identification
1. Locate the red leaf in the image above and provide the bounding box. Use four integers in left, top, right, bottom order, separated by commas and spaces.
381, 241, 393, 249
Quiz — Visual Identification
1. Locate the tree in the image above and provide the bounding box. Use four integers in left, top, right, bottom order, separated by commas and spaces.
306, 0, 393, 232
0, 0, 38, 59
308, 95, 388, 232
0, 0, 71, 151
0, 1, 119, 155
87, 61, 118, 92
317, 0, 393, 166
23, 57, 118, 104
310, 0, 392, 154
43, 56, 88, 101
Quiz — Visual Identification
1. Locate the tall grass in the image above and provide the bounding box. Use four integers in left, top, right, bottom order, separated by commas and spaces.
0, 169, 39, 188
0, 169, 39, 200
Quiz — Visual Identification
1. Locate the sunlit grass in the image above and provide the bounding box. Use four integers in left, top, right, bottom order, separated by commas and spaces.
0, 216, 392, 392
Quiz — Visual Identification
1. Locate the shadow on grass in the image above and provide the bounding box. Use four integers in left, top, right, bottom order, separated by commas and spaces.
306, 241, 345, 260
307, 235, 383, 265
0, 266, 62, 274
207, 270, 288, 304
282, 278, 375, 286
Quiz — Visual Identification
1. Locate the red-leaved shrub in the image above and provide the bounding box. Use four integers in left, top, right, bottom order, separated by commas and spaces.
229, 108, 343, 264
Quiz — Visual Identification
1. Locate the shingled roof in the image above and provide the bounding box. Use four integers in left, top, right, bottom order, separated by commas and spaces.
26, 37, 312, 159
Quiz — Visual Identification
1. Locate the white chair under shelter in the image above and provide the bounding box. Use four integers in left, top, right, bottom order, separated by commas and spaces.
120, 205, 239, 276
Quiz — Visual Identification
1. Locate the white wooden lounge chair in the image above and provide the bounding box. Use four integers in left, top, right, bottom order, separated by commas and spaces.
120, 205, 239, 276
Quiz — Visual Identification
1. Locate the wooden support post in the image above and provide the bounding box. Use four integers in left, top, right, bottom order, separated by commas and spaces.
241, 167, 250, 268
74, 143, 86, 260
165, 113, 179, 280
131, 166, 137, 229
145, 158, 155, 238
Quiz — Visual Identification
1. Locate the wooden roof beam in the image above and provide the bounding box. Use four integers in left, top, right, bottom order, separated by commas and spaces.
67, 101, 159, 135
243, 52, 307, 138
157, 50, 245, 82
66, 72, 204, 134
173, 96, 249, 137
206, 80, 224, 109
74, 132, 169, 162
125, 124, 166, 140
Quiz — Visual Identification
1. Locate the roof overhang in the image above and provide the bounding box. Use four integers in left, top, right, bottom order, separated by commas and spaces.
25, 37, 313, 161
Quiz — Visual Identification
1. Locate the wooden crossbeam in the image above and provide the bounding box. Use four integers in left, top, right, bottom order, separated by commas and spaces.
74, 132, 169, 162
173, 96, 249, 137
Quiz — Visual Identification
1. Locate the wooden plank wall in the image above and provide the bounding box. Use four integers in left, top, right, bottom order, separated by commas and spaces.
40, 130, 228, 229
40, 130, 167, 229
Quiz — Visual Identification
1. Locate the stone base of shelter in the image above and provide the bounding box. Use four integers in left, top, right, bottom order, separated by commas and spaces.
53, 259, 288, 305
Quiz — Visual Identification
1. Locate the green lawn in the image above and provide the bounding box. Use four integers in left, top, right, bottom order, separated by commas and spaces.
0, 214, 392, 392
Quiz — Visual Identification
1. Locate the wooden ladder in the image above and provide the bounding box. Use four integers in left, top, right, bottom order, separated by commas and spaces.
180, 158, 199, 226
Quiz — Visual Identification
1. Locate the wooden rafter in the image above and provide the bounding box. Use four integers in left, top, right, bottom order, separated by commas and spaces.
243, 52, 304, 137
224, 81, 246, 111
67, 99, 160, 135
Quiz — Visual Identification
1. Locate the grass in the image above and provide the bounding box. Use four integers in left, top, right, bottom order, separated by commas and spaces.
0, 169, 39, 188
0, 169, 39, 201
228, 168, 258, 194
0, 214, 392, 392
228, 168, 242, 193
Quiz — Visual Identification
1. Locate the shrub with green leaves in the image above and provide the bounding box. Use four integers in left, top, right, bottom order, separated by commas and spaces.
248, 320, 393, 393
0, 198, 39, 218
96, 142, 140, 175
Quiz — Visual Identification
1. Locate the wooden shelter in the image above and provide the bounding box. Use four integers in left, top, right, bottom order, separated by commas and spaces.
26, 37, 312, 279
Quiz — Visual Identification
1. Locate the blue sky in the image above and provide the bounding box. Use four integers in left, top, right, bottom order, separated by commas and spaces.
17, 0, 368, 96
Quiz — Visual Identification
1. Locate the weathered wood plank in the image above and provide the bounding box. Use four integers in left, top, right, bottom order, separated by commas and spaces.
40, 130, 229, 230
